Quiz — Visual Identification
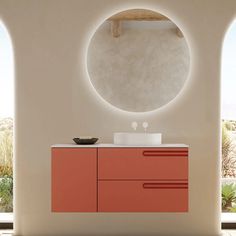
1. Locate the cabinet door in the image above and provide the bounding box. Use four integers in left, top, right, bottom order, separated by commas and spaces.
52, 148, 97, 212
98, 180, 188, 212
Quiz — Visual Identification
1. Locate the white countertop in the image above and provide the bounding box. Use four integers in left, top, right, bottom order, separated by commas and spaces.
51, 143, 189, 148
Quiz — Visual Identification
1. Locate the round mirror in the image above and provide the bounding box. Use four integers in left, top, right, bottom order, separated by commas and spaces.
87, 9, 190, 112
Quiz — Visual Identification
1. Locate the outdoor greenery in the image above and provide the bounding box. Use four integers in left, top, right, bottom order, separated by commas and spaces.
222, 122, 236, 177
222, 120, 236, 212
222, 183, 236, 212
223, 119, 236, 131
0, 176, 13, 212
0, 117, 13, 212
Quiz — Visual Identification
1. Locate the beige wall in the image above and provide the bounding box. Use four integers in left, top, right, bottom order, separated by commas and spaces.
0, 0, 235, 235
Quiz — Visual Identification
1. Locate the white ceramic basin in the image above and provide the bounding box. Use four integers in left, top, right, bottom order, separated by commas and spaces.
113, 132, 162, 146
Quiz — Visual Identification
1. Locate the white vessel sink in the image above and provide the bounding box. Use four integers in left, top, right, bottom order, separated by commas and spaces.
113, 132, 162, 146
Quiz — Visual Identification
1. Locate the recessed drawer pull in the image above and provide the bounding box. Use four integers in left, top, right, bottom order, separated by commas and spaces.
143, 183, 188, 189
143, 151, 188, 157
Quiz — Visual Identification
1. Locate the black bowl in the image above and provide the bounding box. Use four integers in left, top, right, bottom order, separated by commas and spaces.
73, 137, 98, 145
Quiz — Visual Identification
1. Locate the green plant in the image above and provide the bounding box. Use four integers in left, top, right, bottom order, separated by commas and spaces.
0, 117, 13, 212
222, 123, 236, 177
222, 183, 236, 212
0, 176, 13, 212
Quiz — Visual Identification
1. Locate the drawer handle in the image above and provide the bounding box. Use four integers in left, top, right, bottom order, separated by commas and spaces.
143, 183, 188, 189
143, 151, 188, 157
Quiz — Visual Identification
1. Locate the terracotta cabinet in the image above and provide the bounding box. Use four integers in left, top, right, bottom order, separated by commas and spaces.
51, 146, 188, 212
51, 148, 97, 212
98, 147, 188, 212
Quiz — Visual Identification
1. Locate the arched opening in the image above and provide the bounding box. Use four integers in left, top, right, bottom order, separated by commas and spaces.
0, 22, 14, 227
221, 20, 236, 224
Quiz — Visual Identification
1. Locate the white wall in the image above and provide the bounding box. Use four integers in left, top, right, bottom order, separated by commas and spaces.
0, 0, 235, 235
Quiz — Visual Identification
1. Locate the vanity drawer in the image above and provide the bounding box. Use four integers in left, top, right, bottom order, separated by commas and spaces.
98, 180, 188, 212
98, 148, 188, 180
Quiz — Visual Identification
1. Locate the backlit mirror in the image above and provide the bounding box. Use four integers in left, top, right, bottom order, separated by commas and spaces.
87, 9, 190, 112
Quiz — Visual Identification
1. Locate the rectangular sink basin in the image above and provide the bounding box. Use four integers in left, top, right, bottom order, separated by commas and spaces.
113, 132, 162, 146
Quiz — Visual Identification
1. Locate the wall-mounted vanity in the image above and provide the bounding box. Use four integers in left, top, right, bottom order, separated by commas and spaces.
51, 144, 189, 212
51, 8, 190, 214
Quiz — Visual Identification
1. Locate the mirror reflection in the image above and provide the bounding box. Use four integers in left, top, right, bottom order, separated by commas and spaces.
87, 9, 190, 112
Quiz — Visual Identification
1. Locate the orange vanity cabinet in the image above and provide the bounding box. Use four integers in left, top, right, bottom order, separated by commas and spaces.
51, 145, 188, 213
51, 148, 97, 212
98, 147, 188, 212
